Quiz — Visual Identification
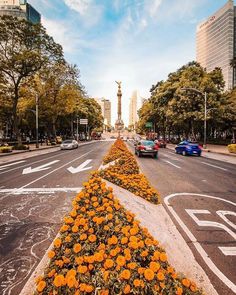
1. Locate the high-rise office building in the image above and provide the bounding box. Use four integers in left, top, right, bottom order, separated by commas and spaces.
0, 0, 41, 24
129, 91, 138, 128
196, 0, 235, 90
95, 98, 111, 127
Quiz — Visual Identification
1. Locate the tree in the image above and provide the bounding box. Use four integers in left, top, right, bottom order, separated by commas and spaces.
0, 15, 64, 140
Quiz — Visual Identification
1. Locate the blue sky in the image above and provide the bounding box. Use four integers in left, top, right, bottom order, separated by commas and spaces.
29, 0, 228, 125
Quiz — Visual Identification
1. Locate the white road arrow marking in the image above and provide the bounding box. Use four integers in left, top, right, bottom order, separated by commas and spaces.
67, 159, 93, 174
22, 160, 60, 175
0, 160, 26, 170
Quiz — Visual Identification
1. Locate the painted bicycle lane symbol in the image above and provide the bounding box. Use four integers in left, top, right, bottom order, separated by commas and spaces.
164, 193, 236, 293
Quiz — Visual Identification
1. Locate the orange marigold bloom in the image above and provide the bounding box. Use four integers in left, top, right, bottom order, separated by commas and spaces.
75, 256, 84, 265
66, 275, 77, 288
70, 210, 77, 217
94, 252, 104, 262
60, 224, 69, 232
176, 287, 183, 295
65, 235, 72, 242
37, 280, 46, 292
182, 278, 191, 288
73, 243, 82, 254
72, 225, 79, 233
157, 271, 165, 281
77, 265, 88, 274
144, 269, 155, 281
121, 237, 128, 244
104, 259, 114, 269
53, 274, 65, 287
107, 213, 113, 220
54, 238, 61, 248
127, 262, 137, 270
190, 282, 197, 292
88, 228, 94, 234
47, 269, 56, 278
80, 233, 87, 241
108, 235, 118, 245
116, 255, 126, 267
133, 279, 141, 287
124, 284, 131, 294
48, 250, 55, 259
141, 250, 148, 257
130, 227, 138, 235
88, 234, 97, 242
150, 261, 160, 272
128, 241, 139, 249
120, 269, 131, 280
160, 252, 167, 262
103, 271, 109, 281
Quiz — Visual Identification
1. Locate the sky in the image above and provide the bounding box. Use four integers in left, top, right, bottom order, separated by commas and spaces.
29, 0, 228, 126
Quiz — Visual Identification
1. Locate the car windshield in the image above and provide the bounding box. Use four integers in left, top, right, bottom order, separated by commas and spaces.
188, 142, 199, 146
63, 140, 73, 144
142, 141, 154, 146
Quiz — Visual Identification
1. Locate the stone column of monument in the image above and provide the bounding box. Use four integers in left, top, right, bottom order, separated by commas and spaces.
115, 81, 124, 137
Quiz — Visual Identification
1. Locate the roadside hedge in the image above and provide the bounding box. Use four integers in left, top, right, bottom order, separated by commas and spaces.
228, 144, 236, 153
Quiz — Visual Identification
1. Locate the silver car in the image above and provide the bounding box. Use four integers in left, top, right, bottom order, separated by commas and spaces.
60, 140, 78, 150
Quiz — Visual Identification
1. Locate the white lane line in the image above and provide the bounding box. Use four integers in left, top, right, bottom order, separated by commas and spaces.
0, 141, 100, 175
164, 193, 236, 293
0, 160, 26, 170
218, 247, 236, 256
163, 160, 181, 169
0, 187, 82, 194
162, 154, 183, 161
11, 146, 100, 193
201, 161, 228, 171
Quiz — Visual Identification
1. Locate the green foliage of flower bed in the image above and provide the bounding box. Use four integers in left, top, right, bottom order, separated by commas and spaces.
12, 144, 29, 150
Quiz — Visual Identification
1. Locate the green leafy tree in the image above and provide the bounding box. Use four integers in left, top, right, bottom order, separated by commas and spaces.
0, 15, 64, 140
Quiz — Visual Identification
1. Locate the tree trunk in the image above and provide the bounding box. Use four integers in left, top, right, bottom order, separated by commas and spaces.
52, 117, 57, 137
12, 85, 22, 144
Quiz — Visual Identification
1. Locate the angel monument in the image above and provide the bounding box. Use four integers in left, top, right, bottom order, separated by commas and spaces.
115, 81, 124, 136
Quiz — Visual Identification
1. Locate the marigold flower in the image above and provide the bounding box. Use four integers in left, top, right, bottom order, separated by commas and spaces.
182, 278, 191, 288
53, 274, 65, 287
48, 250, 55, 259
54, 238, 61, 248
72, 225, 79, 233
127, 262, 137, 269
73, 243, 82, 253
88, 234, 97, 242
176, 286, 183, 295
85, 285, 94, 293
104, 259, 114, 269
94, 252, 104, 262
60, 224, 69, 232
133, 279, 141, 287
130, 227, 138, 235
47, 268, 56, 278
144, 269, 155, 281
160, 252, 167, 262
65, 235, 72, 242
157, 271, 165, 281
80, 233, 87, 241
120, 269, 131, 280
66, 275, 77, 288
75, 256, 84, 265
121, 237, 128, 244
124, 284, 131, 294
37, 280, 46, 292
77, 265, 88, 274
190, 283, 197, 292
116, 255, 126, 267
150, 261, 160, 272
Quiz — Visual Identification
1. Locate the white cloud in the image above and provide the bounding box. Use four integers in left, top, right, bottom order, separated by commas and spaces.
147, 0, 163, 18
64, 0, 91, 15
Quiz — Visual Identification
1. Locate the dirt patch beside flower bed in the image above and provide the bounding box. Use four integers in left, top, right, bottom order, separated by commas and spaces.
34, 176, 202, 295
99, 139, 160, 204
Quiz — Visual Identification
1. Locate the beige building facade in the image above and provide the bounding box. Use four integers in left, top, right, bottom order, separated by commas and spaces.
129, 91, 138, 128
95, 98, 111, 127
196, 0, 235, 90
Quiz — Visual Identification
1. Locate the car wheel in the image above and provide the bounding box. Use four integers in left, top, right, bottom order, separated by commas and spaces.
175, 149, 178, 154
198, 153, 201, 157
137, 151, 141, 157
154, 152, 158, 159
182, 150, 187, 156
135, 150, 137, 155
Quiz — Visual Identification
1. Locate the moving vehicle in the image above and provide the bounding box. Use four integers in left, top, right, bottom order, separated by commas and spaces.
175, 141, 202, 156
60, 139, 78, 150
135, 140, 159, 158
56, 136, 63, 144
155, 139, 167, 148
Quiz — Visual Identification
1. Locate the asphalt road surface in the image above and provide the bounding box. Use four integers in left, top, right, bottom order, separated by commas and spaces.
0, 141, 111, 295
128, 142, 236, 295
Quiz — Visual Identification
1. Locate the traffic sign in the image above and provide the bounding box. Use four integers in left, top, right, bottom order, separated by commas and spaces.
80, 119, 88, 125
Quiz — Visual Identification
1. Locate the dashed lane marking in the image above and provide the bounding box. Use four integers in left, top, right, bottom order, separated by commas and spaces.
0, 187, 82, 195
163, 160, 181, 169
0, 160, 26, 170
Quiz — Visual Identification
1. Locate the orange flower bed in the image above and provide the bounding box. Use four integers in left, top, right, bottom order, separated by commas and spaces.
103, 139, 127, 164
100, 139, 160, 204
35, 176, 202, 295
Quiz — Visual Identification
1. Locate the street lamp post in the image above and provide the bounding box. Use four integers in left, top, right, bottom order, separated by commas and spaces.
181, 88, 207, 149
76, 116, 79, 142
36, 93, 39, 148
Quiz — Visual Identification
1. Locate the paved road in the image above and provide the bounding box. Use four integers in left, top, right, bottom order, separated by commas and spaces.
128, 142, 236, 295
0, 141, 111, 295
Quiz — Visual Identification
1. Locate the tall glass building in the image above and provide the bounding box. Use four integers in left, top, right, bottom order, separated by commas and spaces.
0, 0, 41, 24
196, 0, 235, 90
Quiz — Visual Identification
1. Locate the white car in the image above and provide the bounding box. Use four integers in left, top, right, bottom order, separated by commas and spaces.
60, 140, 78, 150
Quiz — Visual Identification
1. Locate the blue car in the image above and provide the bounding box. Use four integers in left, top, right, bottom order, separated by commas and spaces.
175, 141, 202, 156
